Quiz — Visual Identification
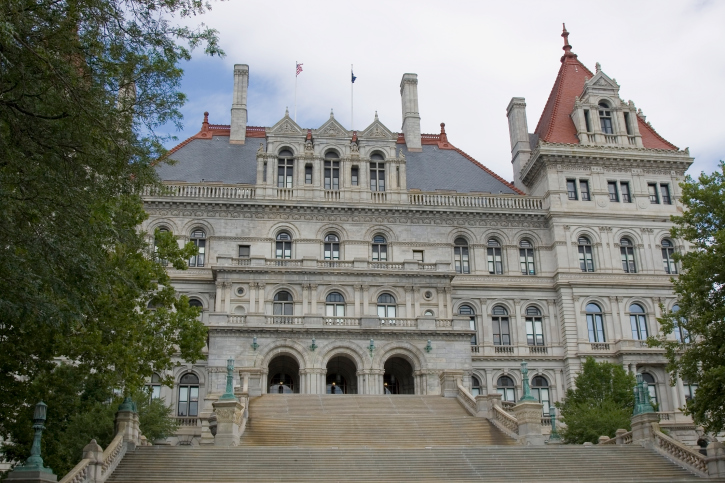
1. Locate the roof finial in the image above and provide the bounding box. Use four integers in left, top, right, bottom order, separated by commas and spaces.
439, 122, 448, 144
285, 106, 289, 117
560, 23, 577, 62
330, 108, 334, 118
202, 111, 209, 132
374, 110, 379, 121
595, 62, 601, 73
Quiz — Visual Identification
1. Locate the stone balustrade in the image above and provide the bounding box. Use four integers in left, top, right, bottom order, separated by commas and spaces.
492, 405, 519, 437
653, 429, 708, 477
210, 314, 469, 332
224, 257, 452, 273
471, 344, 562, 358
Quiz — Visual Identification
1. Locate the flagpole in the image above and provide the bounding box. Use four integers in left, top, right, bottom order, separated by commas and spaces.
351, 64, 353, 131
294, 61, 297, 122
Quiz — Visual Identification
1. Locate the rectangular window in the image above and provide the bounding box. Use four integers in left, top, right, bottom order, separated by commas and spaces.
325, 161, 340, 190
584, 110, 592, 132
351, 166, 359, 186
526, 318, 544, 346
566, 179, 577, 200
413, 250, 424, 262
608, 181, 619, 202
487, 247, 503, 274
660, 184, 671, 204
648, 183, 659, 204
623, 112, 632, 135
580, 180, 590, 201
620, 182, 631, 203
493, 317, 511, 346
455, 246, 470, 274
277, 159, 293, 188
263, 162, 267, 182
305, 164, 312, 184
238, 245, 250, 258
370, 162, 385, 191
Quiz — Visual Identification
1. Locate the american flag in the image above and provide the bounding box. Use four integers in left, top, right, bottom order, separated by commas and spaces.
296, 62, 303, 76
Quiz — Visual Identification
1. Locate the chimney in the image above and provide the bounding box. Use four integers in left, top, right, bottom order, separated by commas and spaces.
230, 64, 249, 144
400, 73, 422, 151
506, 97, 531, 192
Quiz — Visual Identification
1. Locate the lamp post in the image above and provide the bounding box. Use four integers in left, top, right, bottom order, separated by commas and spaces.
548, 406, 562, 443
15, 401, 54, 475
519, 361, 536, 402
219, 358, 237, 401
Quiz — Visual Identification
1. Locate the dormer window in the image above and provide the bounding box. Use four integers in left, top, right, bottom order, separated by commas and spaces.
598, 101, 613, 134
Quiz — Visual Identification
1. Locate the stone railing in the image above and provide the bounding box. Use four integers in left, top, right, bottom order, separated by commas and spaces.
455, 381, 478, 416
59, 459, 90, 483
653, 429, 708, 476
224, 257, 452, 273
435, 319, 453, 328
101, 433, 126, 476
174, 416, 201, 427
59, 433, 126, 483
408, 193, 544, 210
369, 261, 404, 270
317, 260, 354, 268
324, 317, 360, 326
379, 318, 417, 327
143, 184, 255, 199
599, 430, 632, 445
265, 316, 304, 325
492, 405, 519, 436
228, 315, 246, 324
265, 259, 302, 267
590, 342, 611, 350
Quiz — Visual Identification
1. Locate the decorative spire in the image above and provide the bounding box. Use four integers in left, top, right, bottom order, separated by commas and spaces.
439, 122, 448, 143
285, 106, 289, 117
595, 62, 601, 73
201, 111, 209, 132
330, 108, 334, 118
560, 23, 577, 62
374, 110, 379, 121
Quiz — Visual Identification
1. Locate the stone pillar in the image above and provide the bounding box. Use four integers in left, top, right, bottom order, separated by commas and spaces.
362, 285, 369, 315
437, 286, 445, 318
400, 73, 421, 151
354, 285, 361, 317
248, 283, 256, 314
258, 283, 266, 314
512, 401, 544, 445
445, 287, 453, 319
215, 282, 223, 312
82, 440, 104, 482
439, 370, 464, 398
405, 286, 413, 318
302, 284, 309, 315
115, 398, 139, 446
212, 398, 245, 446
310, 284, 318, 315
631, 412, 659, 447
707, 442, 725, 477
224, 282, 232, 314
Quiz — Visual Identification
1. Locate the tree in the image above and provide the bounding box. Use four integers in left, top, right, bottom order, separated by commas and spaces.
650, 161, 725, 434
0, 0, 222, 470
558, 357, 636, 444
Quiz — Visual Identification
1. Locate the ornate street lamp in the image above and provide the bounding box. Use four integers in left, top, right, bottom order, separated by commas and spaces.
15, 401, 54, 474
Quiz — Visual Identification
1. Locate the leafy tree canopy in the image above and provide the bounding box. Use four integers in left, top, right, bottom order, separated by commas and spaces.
558, 357, 636, 444
0, 0, 222, 470
651, 161, 725, 434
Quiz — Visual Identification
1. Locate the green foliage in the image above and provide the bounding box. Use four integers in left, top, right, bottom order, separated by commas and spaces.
558, 357, 636, 444
0, 0, 220, 474
649, 161, 725, 434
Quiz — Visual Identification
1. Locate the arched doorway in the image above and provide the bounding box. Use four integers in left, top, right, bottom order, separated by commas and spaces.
268, 354, 300, 394
383, 357, 415, 394
325, 355, 358, 394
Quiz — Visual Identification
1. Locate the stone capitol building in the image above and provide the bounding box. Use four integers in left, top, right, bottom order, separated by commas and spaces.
141, 26, 696, 448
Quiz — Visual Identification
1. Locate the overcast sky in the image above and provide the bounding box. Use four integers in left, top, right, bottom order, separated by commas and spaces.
163, 0, 725, 181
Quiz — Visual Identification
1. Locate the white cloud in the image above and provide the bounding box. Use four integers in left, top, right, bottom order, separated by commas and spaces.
169, 0, 725, 179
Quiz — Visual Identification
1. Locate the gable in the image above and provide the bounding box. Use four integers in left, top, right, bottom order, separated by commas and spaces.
315, 115, 349, 138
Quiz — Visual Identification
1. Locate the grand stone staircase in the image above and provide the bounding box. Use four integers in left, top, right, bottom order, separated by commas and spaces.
107, 394, 711, 482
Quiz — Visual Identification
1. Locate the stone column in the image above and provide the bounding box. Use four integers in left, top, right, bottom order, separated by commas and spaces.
438, 286, 445, 318
302, 284, 309, 315
215, 282, 223, 312
248, 283, 256, 314
707, 442, 725, 477
224, 282, 232, 314
354, 285, 361, 317
310, 284, 318, 315
513, 299, 524, 346
445, 287, 453, 319
362, 285, 370, 315
258, 283, 266, 314
405, 286, 413, 318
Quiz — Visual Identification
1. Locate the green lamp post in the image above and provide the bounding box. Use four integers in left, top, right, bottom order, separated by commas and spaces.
16, 401, 54, 474
219, 358, 237, 401
548, 406, 562, 443
518, 361, 537, 402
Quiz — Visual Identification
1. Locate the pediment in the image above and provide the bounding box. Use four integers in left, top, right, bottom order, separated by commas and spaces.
268, 114, 304, 135
585, 71, 619, 90
360, 118, 394, 140
315, 116, 349, 138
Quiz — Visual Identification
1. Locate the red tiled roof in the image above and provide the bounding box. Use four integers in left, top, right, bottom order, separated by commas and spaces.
534, 26, 677, 151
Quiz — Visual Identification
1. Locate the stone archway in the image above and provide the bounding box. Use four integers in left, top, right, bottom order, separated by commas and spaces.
268, 354, 300, 394
325, 354, 358, 394
383, 357, 415, 394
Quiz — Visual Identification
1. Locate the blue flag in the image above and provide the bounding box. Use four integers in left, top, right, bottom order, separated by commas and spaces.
351, 70, 357, 83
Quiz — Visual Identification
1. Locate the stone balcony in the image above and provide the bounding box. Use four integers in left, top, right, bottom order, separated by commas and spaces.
471, 344, 565, 359
577, 339, 667, 356
207, 314, 472, 332
213, 256, 453, 274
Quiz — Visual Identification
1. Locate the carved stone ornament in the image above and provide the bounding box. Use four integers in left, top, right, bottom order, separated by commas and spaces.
324, 126, 340, 137
280, 122, 295, 133
370, 125, 386, 138
351, 142, 359, 153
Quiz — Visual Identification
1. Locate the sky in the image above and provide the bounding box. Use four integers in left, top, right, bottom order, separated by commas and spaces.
162, 0, 725, 181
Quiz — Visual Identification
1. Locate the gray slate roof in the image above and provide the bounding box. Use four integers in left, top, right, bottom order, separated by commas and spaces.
158, 136, 516, 194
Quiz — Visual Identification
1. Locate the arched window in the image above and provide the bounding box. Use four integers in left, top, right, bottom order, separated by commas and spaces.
487, 238, 503, 274
324, 151, 340, 190
578, 236, 594, 272
370, 153, 385, 192
275, 232, 292, 259
454, 237, 470, 274
641, 373, 657, 406
459, 304, 476, 345
154, 227, 169, 266
629, 303, 648, 340
492, 305, 510, 346
178, 373, 199, 417
377, 293, 396, 318
598, 101, 613, 134
525, 306, 544, 346
277, 149, 294, 188
273, 291, 293, 316
497, 376, 516, 402
147, 373, 162, 400
662, 239, 677, 274
324, 233, 340, 260
188, 299, 203, 308
531, 376, 550, 414
325, 292, 345, 318
372, 235, 387, 261
620, 238, 636, 273
672, 305, 690, 343
424, 310, 434, 316
519, 239, 535, 275
683, 378, 698, 402
189, 229, 206, 267
471, 375, 482, 396
586, 303, 605, 342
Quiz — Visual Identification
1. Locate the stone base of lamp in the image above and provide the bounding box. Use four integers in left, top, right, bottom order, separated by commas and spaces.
631, 412, 659, 448
512, 401, 545, 446
5, 470, 57, 483
212, 398, 245, 447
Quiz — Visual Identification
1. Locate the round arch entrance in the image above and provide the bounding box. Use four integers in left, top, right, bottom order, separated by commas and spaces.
268, 354, 300, 394
383, 356, 415, 394
325, 355, 358, 394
